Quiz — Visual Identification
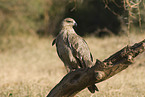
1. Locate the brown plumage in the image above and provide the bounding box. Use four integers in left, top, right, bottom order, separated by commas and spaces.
52, 18, 99, 93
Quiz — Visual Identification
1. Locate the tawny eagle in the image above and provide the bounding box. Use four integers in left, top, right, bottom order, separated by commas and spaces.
52, 18, 99, 93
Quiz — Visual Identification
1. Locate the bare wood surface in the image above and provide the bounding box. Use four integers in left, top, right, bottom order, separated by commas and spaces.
47, 39, 145, 97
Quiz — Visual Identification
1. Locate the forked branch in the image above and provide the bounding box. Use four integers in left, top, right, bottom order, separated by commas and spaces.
47, 39, 145, 97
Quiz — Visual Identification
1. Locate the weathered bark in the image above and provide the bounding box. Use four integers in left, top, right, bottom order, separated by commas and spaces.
47, 39, 145, 97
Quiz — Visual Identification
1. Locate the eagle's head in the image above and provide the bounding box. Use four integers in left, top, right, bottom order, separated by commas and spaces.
62, 18, 77, 28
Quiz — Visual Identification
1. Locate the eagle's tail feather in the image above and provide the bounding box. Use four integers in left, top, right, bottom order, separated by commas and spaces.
88, 84, 99, 93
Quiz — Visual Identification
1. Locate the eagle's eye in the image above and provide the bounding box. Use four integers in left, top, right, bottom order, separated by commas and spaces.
66, 20, 73, 23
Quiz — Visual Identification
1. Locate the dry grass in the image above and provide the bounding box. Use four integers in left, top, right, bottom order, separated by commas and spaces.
0, 33, 145, 97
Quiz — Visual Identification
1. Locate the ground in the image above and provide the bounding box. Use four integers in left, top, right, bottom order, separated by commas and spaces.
0, 32, 145, 97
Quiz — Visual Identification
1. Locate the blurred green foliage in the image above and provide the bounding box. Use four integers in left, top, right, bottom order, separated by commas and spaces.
0, 0, 144, 37
0, 0, 44, 35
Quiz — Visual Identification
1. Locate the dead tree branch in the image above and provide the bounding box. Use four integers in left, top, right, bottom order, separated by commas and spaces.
47, 39, 145, 97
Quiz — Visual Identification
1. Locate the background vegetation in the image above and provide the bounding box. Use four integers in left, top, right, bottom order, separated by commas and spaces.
0, 0, 145, 97
0, 0, 145, 36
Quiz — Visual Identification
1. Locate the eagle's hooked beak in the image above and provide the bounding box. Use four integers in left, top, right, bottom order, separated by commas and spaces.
74, 22, 77, 27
